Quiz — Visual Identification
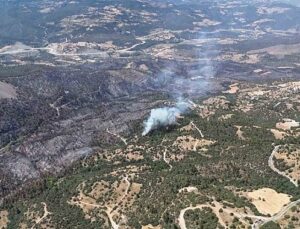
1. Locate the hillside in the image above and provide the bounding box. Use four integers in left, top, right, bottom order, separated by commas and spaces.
0, 0, 300, 228
1, 80, 300, 228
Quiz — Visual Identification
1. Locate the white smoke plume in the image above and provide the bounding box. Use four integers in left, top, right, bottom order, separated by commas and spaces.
142, 30, 218, 135
142, 100, 190, 136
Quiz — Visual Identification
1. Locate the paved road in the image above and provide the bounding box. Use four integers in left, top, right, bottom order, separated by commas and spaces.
252, 199, 300, 228
252, 145, 300, 228
268, 145, 298, 187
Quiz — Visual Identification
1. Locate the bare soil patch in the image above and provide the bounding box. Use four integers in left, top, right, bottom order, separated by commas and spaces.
270, 129, 287, 140
142, 224, 162, 229
174, 135, 215, 152
219, 114, 234, 121
247, 188, 291, 215
223, 83, 239, 94
235, 126, 246, 140
276, 119, 299, 130
0, 211, 9, 229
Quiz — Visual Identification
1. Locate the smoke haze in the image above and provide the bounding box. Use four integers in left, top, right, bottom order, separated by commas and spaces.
142, 31, 219, 135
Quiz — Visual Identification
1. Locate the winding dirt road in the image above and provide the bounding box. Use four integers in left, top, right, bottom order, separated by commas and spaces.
190, 121, 204, 138
178, 202, 267, 229
178, 205, 210, 229
251, 145, 300, 227
268, 145, 298, 187
31, 202, 51, 229
163, 150, 173, 170
178, 145, 300, 229
178, 199, 300, 229
77, 176, 130, 229
252, 199, 300, 229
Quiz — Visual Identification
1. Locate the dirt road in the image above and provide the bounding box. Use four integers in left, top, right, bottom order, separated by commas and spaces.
31, 202, 51, 229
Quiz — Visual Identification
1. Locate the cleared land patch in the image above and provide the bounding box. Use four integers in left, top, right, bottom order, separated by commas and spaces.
0, 211, 9, 229
246, 188, 291, 216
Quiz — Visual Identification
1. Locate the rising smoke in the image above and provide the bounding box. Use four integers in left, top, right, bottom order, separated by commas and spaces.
142, 99, 190, 136
142, 32, 218, 135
